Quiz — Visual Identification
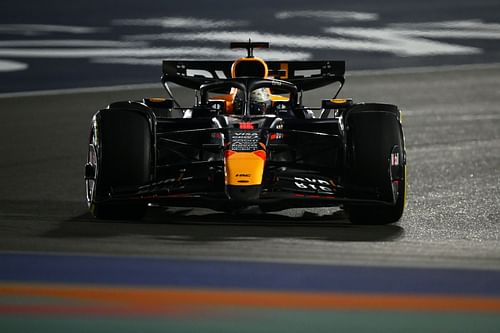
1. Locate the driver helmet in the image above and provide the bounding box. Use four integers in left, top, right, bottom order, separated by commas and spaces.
250, 88, 272, 114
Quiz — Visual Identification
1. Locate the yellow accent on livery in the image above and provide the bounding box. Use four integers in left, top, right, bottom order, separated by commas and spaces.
225, 150, 266, 186
330, 99, 348, 104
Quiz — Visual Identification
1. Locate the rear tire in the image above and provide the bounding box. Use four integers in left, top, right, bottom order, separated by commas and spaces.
86, 108, 151, 220
344, 105, 406, 225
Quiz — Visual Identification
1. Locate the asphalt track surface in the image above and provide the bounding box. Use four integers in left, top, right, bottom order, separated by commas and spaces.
1, 64, 500, 332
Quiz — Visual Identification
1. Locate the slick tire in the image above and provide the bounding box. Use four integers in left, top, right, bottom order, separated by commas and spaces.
344, 105, 406, 225
86, 108, 151, 220
344, 169, 406, 225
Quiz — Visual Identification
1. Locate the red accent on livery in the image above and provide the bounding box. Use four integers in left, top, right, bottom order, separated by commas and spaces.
253, 150, 267, 161
225, 150, 236, 158
239, 122, 254, 130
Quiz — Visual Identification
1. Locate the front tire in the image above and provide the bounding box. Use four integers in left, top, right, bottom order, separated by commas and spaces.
86, 107, 152, 220
344, 104, 406, 225
345, 166, 406, 224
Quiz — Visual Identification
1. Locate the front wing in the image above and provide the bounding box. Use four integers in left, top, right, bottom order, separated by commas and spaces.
107, 164, 397, 212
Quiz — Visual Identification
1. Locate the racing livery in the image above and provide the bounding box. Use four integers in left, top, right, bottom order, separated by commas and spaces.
85, 41, 406, 224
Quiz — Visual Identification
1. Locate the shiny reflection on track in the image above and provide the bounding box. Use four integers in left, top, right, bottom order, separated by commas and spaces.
42, 206, 405, 243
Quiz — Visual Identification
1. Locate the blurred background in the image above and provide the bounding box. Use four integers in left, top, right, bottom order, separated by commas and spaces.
1, 0, 500, 92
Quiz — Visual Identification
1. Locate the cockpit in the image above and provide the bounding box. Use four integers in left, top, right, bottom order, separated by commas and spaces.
199, 77, 298, 117
197, 53, 295, 116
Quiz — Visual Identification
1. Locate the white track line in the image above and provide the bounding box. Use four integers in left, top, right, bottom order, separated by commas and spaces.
0, 83, 160, 98
1, 62, 499, 99
0, 59, 27, 72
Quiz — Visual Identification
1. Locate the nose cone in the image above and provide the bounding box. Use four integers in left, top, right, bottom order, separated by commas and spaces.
225, 151, 266, 186
224, 150, 266, 201
226, 185, 261, 201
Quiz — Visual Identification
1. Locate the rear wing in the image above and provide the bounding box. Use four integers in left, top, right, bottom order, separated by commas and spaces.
162, 60, 345, 91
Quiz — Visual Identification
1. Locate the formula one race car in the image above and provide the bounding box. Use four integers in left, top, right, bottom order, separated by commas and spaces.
85, 41, 406, 224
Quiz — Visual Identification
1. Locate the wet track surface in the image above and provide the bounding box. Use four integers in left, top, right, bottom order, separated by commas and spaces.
1, 0, 500, 331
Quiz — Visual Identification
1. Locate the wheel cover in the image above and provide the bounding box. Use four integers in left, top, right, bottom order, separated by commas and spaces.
86, 128, 98, 207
